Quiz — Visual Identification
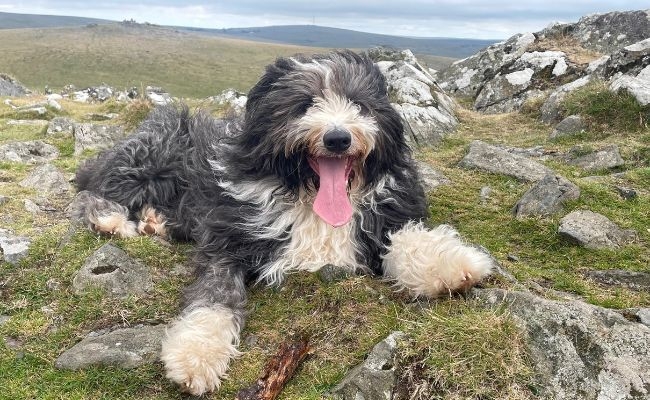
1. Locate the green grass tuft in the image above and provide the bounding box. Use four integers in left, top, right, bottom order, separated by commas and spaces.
561, 80, 650, 132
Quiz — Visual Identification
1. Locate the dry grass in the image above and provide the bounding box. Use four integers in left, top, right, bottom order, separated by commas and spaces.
530, 36, 602, 66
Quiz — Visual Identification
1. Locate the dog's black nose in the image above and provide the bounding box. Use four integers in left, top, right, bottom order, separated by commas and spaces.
323, 129, 352, 153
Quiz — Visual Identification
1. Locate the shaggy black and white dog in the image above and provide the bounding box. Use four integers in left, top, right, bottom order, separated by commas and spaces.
73, 50, 493, 395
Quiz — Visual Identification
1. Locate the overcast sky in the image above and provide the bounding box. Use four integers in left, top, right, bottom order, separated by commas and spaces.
0, 1, 646, 39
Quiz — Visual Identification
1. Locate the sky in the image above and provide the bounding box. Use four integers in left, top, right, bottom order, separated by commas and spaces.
0, 1, 646, 39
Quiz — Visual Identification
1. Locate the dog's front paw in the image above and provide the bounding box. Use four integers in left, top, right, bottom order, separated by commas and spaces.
383, 223, 494, 298
160, 306, 241, 396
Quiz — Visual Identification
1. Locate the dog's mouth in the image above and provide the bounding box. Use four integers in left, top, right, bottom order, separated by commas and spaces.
308, 156, 356, 227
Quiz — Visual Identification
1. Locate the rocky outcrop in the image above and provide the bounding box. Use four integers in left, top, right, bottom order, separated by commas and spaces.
558, 210, 637, 249
438, 10, 650, 115
477, 289, 650, 400
210, 89, 247, 117
46, 117, 76, 136
0, 74, 28, 96
370, 48, 458, 146
72, 244, 153, 297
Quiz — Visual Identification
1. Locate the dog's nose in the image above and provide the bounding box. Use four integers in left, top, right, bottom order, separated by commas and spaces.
323, 129, 352, 153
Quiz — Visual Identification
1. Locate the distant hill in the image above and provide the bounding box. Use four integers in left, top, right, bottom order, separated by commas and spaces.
179, 25, 498, 58
0, 11, 110, 29
0, 23, 330, 97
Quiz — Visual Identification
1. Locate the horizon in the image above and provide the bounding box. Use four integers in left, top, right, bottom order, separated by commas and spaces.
0, 1, 645, 40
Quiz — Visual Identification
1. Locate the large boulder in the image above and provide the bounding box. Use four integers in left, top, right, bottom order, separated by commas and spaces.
371, 48, 458, 146
477, 289, 650, 400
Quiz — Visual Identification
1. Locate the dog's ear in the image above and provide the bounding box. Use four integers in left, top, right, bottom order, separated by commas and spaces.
246, 56, 297, 114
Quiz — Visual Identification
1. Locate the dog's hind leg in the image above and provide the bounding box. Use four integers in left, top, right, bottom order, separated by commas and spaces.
160, 255, 247, 396
382, 222, 494, 298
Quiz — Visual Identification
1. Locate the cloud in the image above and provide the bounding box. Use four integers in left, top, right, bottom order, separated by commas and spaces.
0, 0, 645, 39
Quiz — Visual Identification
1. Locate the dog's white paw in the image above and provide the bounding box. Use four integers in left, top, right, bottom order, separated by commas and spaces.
383, 222, 493, 298
160, 306, 241, 396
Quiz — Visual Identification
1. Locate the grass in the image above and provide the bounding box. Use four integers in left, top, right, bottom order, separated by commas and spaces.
562, 80, 650, 132
0, 23, 329, 98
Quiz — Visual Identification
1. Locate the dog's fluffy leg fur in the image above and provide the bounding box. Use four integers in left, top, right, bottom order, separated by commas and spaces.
68, 190, 138, 238
382, 222, 493, 298
160, 258, 247, 396
137, 206, 168, 237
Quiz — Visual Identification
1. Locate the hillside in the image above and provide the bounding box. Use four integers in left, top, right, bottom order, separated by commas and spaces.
0, 11, 110, 29
180, 25, 496, 58
0, 23, 329, 98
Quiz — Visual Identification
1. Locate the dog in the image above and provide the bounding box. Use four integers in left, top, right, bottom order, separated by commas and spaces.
72, 50, 493, 395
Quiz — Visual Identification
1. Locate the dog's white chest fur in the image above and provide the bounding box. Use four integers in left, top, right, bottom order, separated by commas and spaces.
220, 179, 363, 284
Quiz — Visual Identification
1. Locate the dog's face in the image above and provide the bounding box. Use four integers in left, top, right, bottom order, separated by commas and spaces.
241, 50, 408, 227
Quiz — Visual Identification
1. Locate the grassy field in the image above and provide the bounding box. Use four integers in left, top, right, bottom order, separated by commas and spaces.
0, 79, 649, 398
0, 23, 329, 98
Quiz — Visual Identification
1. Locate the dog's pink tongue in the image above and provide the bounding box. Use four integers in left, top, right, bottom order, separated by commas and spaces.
314, 157, 352, 227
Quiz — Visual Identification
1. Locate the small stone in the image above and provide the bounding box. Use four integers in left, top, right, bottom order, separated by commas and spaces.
615, 186, 637, 200
637, 309, 650, 327
46, 278, 62, 291
0, 195, 9, 206
46, 117, 75, 136
507, 254, 520, 262
330, 331, 404, 399
550, 115, 586, 139
479, 186, 492, 203
0, 315, 9, 326
0, 141, 59, 164
318, 264, 353, 283
0, 228, 31, 265
74, 123, 125, 156
24, 199, 41, 214
4, 337, 23, 350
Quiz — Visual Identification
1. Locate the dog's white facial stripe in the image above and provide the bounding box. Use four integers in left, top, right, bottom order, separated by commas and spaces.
288, 90, 378, 158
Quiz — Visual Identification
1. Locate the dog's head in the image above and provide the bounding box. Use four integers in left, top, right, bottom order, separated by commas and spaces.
240, 50, 409, 227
